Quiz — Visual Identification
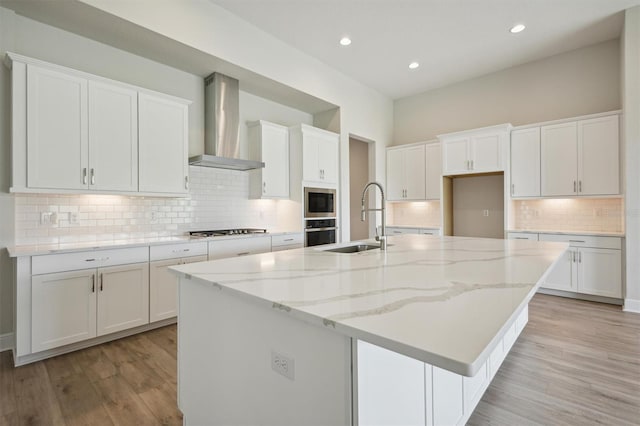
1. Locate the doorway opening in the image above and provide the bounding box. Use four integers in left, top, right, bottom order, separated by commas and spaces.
349, 136, 374, 240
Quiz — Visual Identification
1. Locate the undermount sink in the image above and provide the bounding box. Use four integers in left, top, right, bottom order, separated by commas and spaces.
323, 243, 381, 254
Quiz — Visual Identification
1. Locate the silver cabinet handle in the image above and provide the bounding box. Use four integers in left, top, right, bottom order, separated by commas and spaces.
569, 240, 585, 243
82, 168, 87, 184
284, 238, 294, 242
573, 181, 577, 193
470, 160, 474, 170
185, 176, 189, 190
99, 273, 104, 291
91, 274, 95, 293
571, 251, 575, 263
263, 181, 266, 194
511, 183, 514, 196
90, 168, 95, 185
579, 180, 582, 193
579, 251, 582, 263
466, 160, 469, 170
85, 258, 96, 262
515, 237, 528, 240
237, 252, 250, 256
172, 248, 191, 253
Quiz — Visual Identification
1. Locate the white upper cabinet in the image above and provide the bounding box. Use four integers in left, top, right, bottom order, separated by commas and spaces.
540, 114, 619, 197
510, 127, 540, 197
425, 143, 442, 200
88, 80, 138, 192
386, 144, 426, 201
541, 122, 578, 196
578, 115, 620, 196
8, 53, 191, 196
248, 120, 289, 199
291, 124, 339, 186
439, 124, 509, 176
26, 63, 88, 190
138, 92, 189, 194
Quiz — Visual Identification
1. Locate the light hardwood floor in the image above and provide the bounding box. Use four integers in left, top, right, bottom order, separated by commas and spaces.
0, 294, 639, 425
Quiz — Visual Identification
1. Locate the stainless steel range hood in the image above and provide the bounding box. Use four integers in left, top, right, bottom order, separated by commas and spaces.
189, 73, 264, 171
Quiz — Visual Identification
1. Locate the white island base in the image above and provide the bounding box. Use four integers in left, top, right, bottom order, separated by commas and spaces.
178, 276, 528, 426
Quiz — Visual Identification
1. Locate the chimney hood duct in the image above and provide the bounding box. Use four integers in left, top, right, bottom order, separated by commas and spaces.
189, 73, 264, 171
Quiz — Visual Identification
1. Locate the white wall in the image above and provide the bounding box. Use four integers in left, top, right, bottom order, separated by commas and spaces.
622, 8, 640, 312
394, 39, 621, 144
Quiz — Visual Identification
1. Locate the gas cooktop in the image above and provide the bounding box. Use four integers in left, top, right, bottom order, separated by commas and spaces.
189, 228, 267, 238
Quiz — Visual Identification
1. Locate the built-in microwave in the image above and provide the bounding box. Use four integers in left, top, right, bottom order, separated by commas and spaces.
304, 187, 336, 218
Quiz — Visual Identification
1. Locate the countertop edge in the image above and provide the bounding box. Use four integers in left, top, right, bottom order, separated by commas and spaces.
507, 229, 625, 237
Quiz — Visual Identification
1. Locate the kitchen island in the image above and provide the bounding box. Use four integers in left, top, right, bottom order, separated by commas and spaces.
171, 234, 567, 425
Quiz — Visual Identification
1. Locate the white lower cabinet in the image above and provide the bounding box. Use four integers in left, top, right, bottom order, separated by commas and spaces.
515, 233, 624, 299
31, 261, 149, 352
357, 307, 528, 426
271, 233, 304, 252
150, 255, 207, 322
96, 263, 149, 336
31, 269, 97, 353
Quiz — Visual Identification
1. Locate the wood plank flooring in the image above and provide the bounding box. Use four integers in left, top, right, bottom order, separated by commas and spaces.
0, 294, 639, 425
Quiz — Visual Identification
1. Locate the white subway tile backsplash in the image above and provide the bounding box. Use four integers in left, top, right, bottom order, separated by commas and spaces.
14, 166, 302, 245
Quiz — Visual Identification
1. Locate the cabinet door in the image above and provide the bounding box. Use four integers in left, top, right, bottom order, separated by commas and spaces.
577, 248, 622, 298
302, 135, 320, 182
150, 255, 207, 322
262, 124, 289, 198
404, 145, 426, 200
32, 269, 97, 352
578, 115, 619, 196
472, 134, 502, 172
386, 149, 405, 200
88, 80, 138, 192
26, 64, 88, 190
541, 249, 576, 292
510, 128, 540, 197
425, 143, 442, 200
541, 122, 578, 196
97, 262, 149, 336
432, 366, 464, 426
318, 134, 339, 184
442, 138, 469, 175
139, 92, 189, 194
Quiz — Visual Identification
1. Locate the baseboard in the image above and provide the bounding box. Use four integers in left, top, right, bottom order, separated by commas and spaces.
623, 298, 640, 313
537, 288, 623, 305
0, 332, 14, 352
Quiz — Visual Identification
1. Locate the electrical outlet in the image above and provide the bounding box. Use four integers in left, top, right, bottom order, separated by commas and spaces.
483, 209, 489, 217
40, 212, 51, 225
70, 212, 80, 225
271, 350, 295, 380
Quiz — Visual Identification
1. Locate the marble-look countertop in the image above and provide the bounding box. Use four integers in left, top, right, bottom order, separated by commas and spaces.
6, 231, 302, 257
507, 229, 625, 237
170, 234, 567, 376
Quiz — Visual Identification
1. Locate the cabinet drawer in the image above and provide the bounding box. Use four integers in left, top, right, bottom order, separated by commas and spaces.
387, 227, 420, 235
507, 232, 539, 241
150, 241, 208, 261
208, 236, 272, 260
538, 233, 621, 249
271, 233, 303, 247
32, 247, 149, 275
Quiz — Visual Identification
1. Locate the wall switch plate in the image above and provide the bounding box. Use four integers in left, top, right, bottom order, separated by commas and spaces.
483, 209, 489, 217
70, 212, 79, 225
271, 350, 295, 380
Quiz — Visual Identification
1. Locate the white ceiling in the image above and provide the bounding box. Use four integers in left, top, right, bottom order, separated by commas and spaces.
211, 0, 640, 99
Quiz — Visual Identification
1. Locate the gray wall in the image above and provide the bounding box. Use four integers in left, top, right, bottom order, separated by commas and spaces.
452, 175, 504, 239
394, 39, 621, 144
349, 138, 369, 240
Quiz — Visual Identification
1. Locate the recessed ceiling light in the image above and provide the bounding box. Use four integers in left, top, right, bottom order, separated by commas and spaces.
510, 24, 526, 34
409, 62, 420, 70
340, 37, 351, 46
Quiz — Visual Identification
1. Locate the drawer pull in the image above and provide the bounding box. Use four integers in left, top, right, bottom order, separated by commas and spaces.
284, 238, 294, 242
237, 252, 250, 256
569, 240, 585, 243
172, 248, 191, 253
515, 237, 528, 239
99, 273, 104, 291
91, 274, 95, 293
85, 258, 96, 262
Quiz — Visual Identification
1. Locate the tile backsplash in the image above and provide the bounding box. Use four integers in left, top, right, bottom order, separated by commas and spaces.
511, 198, 624, 233
387, 201, 441, 227
14, 166, 302, 245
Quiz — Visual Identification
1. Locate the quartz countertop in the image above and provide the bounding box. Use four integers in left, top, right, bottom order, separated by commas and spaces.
7, 231, 302, 257
507, 229, 625, 237
170, 234, 567, 376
